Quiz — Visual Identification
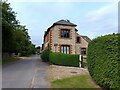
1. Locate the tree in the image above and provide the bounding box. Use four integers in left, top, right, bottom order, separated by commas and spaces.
2, 2, 17, 53
36, 46, 40, 54
2, 1, 36, 56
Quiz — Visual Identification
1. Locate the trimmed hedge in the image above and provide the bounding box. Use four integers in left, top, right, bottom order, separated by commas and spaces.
87, 34, 120, 89
49, 52, 79, 67
41, 50, 50, 62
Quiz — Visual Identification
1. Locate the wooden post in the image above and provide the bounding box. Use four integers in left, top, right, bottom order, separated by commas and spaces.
79, 55, 81, 67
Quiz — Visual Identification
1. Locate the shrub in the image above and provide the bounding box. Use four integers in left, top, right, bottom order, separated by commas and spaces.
49, 52, 79, 67
41, 49, 50, 62
87, 33, 120, 89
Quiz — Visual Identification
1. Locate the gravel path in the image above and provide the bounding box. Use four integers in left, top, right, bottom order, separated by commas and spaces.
48, 65, 89, 86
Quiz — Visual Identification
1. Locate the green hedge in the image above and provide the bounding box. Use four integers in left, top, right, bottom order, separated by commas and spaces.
49, 52, 79, 67
41, 50, 50, 62
87, 33, 120, 89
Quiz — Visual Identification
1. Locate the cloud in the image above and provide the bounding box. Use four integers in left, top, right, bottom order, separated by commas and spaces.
79, 2, 118, 39
85, 2, 117, 22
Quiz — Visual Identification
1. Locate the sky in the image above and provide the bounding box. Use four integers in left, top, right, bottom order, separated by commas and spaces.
8, 0, 119, 47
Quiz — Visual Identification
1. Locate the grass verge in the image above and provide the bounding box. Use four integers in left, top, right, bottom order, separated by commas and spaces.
2, 57, 27, 65
51, 74, 101, 89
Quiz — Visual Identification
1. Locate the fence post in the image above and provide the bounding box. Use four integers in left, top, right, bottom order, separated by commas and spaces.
79, 55, 81, 67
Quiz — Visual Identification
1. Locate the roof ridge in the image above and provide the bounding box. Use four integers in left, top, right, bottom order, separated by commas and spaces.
53, 19, 77, 26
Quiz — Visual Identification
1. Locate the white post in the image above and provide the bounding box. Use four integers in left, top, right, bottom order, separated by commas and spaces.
79, 55, 81, 67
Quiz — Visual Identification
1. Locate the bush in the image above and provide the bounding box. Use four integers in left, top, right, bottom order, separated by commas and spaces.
41, 50, 50, 62
2, 53, 13, 60
87, 33, 120, 89
49, 52, 79, 67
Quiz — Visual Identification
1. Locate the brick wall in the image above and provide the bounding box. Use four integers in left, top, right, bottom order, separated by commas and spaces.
51, 25, 76, 54
43, 25, 89, 55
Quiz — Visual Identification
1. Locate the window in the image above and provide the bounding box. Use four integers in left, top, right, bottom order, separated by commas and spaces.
60, 45, 70, 54
76, 37, 80, 43
81, 48, 86, 55
61, 29, 70, 38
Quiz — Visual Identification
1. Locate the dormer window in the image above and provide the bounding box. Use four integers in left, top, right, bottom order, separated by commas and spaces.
61, 29, 70, 38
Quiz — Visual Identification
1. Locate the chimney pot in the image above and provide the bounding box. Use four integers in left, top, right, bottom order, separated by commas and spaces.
65, 19, 70, 22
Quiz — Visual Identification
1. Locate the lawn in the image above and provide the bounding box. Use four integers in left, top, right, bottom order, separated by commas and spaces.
51, 74, 101, 89
2, 57, 27, 65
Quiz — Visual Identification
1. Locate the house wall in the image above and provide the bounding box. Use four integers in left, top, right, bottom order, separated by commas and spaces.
75, 44, 81, 54
75, 33, 89, 54
80, 37, 88, 55
43, 25, 89, 55
51, 25, 76, 54
81, 37, 88, 47
75, 33, 81, 54
43, 30, 51, 50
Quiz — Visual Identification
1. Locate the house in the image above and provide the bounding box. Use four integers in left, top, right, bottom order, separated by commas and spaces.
42, 19, 91, 56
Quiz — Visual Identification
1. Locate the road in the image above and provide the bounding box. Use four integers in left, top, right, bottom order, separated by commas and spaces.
2, 55, 49, 88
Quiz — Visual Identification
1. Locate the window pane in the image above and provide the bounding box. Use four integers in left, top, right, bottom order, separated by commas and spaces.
61, 45, 70, 54
81, 48, 86, 55
61, 31, 64, 37
77, 37, 80, 42
67, 46, 70, 54
61, 29, 70, 38
64, 46, 66, 54
63, 31, 66, 37
66, 31, 69, 38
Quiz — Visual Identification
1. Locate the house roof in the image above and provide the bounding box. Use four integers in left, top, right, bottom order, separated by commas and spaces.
53, 19, 77, 26
75, 28, 78, 32
81, 35, 91, 43
44, 19, 77, 38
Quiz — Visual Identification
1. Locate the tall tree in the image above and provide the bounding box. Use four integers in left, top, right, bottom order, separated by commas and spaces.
2, 1, 36, 56
2, 2, 17, 52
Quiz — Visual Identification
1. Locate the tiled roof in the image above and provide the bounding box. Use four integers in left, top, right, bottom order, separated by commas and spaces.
53, 19, 77, 26
81, 35, 91, 43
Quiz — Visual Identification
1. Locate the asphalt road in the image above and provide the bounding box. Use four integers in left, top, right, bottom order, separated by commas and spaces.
2, 55, 48, 88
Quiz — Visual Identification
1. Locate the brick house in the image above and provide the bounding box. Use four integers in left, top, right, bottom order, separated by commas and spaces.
42, 19, 91, 56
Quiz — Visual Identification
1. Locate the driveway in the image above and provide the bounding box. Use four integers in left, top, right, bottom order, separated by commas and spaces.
2, 55, 49, 88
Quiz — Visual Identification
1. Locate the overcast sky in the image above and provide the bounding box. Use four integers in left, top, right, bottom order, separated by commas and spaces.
8, 0, 119, 47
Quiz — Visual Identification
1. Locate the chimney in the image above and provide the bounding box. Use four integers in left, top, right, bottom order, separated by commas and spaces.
65, 19, 70, 22
44, 31, 47, 34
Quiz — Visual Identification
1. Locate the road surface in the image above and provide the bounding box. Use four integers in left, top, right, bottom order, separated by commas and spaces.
2, 55, 49, 88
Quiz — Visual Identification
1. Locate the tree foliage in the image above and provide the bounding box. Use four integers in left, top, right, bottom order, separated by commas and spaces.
2, 1, 36, 55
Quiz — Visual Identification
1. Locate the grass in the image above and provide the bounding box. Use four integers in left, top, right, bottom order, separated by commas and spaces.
51, 74, 101, 89
2, 56, 27, 65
